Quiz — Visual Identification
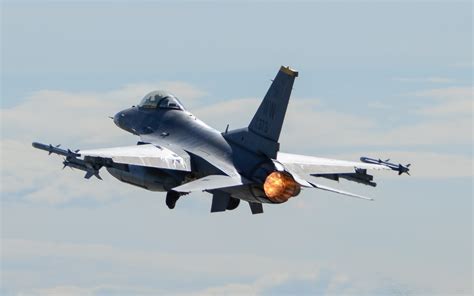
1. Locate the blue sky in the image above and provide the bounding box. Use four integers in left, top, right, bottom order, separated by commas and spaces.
1, 1, 472, 295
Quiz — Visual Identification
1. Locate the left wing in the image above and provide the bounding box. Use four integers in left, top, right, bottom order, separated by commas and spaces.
276, 152, 410, 200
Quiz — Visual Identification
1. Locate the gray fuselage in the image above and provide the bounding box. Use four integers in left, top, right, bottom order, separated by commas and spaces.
111, 105, 274, 203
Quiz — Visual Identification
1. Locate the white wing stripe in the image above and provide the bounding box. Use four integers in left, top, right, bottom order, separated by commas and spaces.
79, 144, 191, 171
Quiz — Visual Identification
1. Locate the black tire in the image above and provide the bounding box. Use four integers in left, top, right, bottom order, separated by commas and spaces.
166, 191, 180, 209
226, 197, 240, 210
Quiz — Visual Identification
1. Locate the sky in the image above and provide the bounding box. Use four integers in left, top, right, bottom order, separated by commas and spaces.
1, 1, 472, 295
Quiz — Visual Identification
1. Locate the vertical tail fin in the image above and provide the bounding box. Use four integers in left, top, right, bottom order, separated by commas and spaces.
223, 66, 298, 159
249, 66, 298, 142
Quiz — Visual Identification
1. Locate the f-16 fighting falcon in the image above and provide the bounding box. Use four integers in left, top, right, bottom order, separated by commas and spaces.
33, 66, 410, 214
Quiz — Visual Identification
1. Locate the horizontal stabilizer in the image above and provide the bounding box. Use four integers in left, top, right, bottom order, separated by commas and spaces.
308, 181, 373, 201
173, 175, 249, 193
271, 159, 313, 188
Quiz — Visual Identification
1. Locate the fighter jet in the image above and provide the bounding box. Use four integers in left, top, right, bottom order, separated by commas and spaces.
33, 66, 410, 214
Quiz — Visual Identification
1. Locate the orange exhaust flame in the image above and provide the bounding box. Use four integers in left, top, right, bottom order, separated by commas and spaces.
263, 171, 301, 203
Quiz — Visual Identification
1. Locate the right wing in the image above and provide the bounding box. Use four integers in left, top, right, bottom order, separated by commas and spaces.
277, 152, 391, 176
277, 152, 392, 187
32, 142, 191, 180
308, 182, 374, 201
79, 144, 190, 171
275, 152, 404, 201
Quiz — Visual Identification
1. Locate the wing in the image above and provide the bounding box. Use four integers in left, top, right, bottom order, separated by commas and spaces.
79, 144, 191, 171
32, 142, 191, 180
275, 152, 397, 201
277, 152, 390, 175
308, 182, 373, 201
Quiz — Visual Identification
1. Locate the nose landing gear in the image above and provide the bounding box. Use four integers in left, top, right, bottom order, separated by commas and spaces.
166, 190, 181, 209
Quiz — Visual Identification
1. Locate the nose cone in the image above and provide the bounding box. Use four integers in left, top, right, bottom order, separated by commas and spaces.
113, 112, 122, 127
113, 108, 136, 134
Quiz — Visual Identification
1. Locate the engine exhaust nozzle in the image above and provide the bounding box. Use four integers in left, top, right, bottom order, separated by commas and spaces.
263, 171, 301, 203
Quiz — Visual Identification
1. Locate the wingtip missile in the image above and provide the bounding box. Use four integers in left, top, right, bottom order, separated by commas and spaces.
32, 142, 80, 157
360, 156, 411, 176
33, 141, 102, 180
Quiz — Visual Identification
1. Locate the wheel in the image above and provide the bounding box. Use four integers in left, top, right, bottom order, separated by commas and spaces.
166, 191, 180, 209
226, 197, 240, 210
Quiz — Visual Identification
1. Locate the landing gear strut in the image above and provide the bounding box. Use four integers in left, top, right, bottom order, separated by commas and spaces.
166, 190, 181, 209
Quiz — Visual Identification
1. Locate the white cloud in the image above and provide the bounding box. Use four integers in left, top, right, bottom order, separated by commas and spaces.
1, 82, 207, 205
3, 238, 347, 295
194, 97, 260, 130
1, 81, 207, 145
194, 90, 472, 149
378, 117, 471, 147
2, 238, 302, 278
24, 285, 164, 296
398, 87, 473, 120
449, 61, 473, 68
393, 77, 455, 83
367, 101, 393, 110
417, 99, 472, 116
3, 84, 471, 151
191, 89, 473, 178
1, 139, 138, 205
23, 286, 96, 296
411, 86, 472, 117
188, 268, 422, 296
4, 238, 409, 296
413, 86, 473, 101
283, 109, 471, 149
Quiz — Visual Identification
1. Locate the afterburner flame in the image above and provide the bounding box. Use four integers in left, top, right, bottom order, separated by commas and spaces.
263, 171, 301, 203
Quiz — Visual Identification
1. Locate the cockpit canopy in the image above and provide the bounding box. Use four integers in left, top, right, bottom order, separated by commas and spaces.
138, 90, 185, 111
